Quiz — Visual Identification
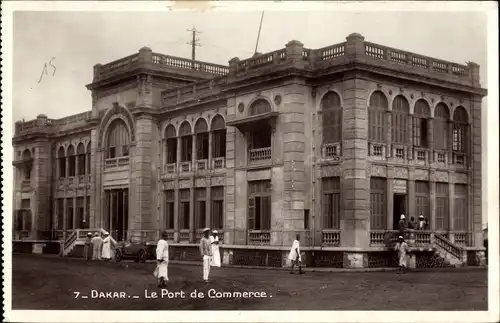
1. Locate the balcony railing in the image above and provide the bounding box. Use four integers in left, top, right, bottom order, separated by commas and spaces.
452, 152, 466, 167
414, 148, 429, 164
248, 230, 271, 245
370, 230, 399, 246
105, 156, 129, 169
368, 142, 386, 160
435, 150, 448, 164
321, 229, 341, 246
322, 143, 341, 160
68, 177, 76, 185
180, 161, 192, 173
165, 163, 176, 174
248, 147, 272, 164
212, 157, 225, 169
179, 229, 190, 242
196, 159, 208, 171
21, 180, 31, 190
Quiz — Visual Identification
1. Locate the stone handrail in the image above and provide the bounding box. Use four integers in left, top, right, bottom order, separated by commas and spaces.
321, 229, 341, 246
152, 53, 228, 75
14, 110, 93, 136
434, 232, 464, 259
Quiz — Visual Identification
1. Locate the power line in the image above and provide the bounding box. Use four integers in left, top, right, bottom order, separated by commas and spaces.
186, 26, 202, 62
254, 12, 265, 55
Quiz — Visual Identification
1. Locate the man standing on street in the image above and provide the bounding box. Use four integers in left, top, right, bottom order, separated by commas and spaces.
200, 228, 212, 283
83, 233, 93, 261
91, 232, 103, 260
288, 233, 303, 275
155, 231, 170, 288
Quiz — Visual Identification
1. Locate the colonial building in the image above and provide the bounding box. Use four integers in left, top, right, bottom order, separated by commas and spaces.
12, 33, 487, 268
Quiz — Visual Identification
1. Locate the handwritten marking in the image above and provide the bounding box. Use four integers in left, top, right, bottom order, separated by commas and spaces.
37, 57, 57, 83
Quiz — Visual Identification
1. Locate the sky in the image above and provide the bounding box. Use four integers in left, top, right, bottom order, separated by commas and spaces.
13, 10, 488, 122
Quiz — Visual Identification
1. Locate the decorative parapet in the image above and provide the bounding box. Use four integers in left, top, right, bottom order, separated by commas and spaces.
14, 111, 93, 137
160, 33, 479, 109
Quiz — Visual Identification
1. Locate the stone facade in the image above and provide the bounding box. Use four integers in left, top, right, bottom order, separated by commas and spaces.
13, 34, 486, 261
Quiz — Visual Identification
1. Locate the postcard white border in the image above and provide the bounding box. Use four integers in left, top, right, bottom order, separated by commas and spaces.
2, 1, 499, 323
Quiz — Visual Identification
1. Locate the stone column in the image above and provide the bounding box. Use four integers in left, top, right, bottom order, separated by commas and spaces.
206, 184, 212, 228
73, 197, 77, 229
430, 181, 436, 230
31, 140, 52, 237
285, 40, 305, 68
427, 118, 434, 163
192, 134, 197, 170
176, 137, 182, 170
407, 115, 413, 160
448, 181, 455, 242
470, 94, 483, 247
75, 153, 80, 178
208, 132, 213, 169
65, 155, 69, 178
110, 191, 115, 233
385, 111, 392, 158
189, 187, 195, 242
408, 179, 415, 221
63, 198, 67, 231
447, 120, 453, 164
386, 175, 394, 230
173, 185, 179, 242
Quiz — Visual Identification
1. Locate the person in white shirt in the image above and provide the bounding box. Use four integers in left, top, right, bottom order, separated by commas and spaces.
101, 231, 117, 261
288, 234, 303, 274
199, 228, 212, 283
418, 215, 426, 230
394, 236, 410, 274
155, 231, 170, 288
91, 232, 103, 260
210, 230, 221, 268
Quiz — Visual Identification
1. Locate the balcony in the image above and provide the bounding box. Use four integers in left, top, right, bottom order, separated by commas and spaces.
21, 179, 31, 191
248, 230, 271, 245
322, 143, 342, 162
248, 147, 272, 165
452, 152, 467, 168
180, 161, 192, 173
368, 142, 386, 160
196, 159, 208, 171
434, 150, 448, 165
414, 147, 430, 165
164, 163, 177, 174
321, 229, 341, 246
105, 156, 129, 169
212, 157, 225, 169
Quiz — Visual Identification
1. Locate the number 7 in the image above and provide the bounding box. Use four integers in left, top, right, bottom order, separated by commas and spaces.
74, 292, 80, 298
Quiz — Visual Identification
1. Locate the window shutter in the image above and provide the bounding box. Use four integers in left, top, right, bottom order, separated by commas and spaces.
248, 197, 255, 230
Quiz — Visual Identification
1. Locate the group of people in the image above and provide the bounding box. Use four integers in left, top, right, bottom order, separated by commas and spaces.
154, 228, 222, 287
83, 231, 117, 261
394, 214, 429, 274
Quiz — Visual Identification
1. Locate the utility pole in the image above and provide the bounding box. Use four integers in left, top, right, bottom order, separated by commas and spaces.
187, 27, 202, 68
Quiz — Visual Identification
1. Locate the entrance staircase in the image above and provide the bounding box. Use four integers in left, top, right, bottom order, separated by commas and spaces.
62, 228, 106, 256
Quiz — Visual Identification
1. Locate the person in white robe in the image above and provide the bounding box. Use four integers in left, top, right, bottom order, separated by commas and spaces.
210, 230, 221, 267
91, 232, 103, 260
394, 235, 410, 274
288, 234, 303, 274
418, 215, 426, 230
155, 231, 170, 287
101, 231, 117, 261
200, 228, 212, 283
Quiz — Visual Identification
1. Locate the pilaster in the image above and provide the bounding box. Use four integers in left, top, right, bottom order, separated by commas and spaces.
386, 174, 394, 230
430, 181, 436, 230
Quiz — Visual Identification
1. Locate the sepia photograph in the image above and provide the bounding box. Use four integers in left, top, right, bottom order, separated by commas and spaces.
2, 1, 499, 322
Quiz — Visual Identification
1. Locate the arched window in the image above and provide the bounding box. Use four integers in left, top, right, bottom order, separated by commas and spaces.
179, 121, 192, 162
368, 91, 388, 142
67, 145, 76, 177
164, 125, 177, 164
195, 119, 209, 160
211, 115, 226, 159
86, 142, 91, 175
77, 143, 86, 176
321, 91, 342, 144
434, 103, 450, 151
57, 146, 66, 178
452, 106, 469, 152
249, 99, 271, 116
413, 100, 431, 148
106, 119, 130, 159
391, 95, 410, 145
21, 149, 32, 180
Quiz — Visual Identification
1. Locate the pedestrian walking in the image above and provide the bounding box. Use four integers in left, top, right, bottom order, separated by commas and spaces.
200, 228, 212, 283
91, 232, 103, 260
395, 236, 410, 274
288, 234, 303, 274
155, 230, 170, 288
210, 230, 221, 268
83, 233, 92, 261
101, 231, 117, 261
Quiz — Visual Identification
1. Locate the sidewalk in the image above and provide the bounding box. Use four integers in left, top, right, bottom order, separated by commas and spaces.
15, 253, 487, 273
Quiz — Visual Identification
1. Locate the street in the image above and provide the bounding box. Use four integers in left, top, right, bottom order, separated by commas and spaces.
12, 254, 487, 310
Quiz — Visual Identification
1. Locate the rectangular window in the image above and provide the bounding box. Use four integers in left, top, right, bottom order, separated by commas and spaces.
414, 118, 428, 148
66, 198, 74, 230
211, 186, 224, 229
196, 133, 209, 160
370, 177, 386, 230
108, 147, 116, 159
248, 180, 271, 230
304, 209, 310, 230
435, 183, 449, 230
57, 198, 65, 230
213, 130, 226, 158
195, 188, 206, 229
369, 110, 385, 142
415, 181, 430, 225
434, 120, 448, 150
181, 137, 192, 162
78, 155, 86, 175
166, 139, 177, 163
85, 196, 90, 229
76, 197, 84, 229
179, 189, 190, 229
122, 145, 129, 157
322, 177, 341, 229
86, 153, 91, 175
454, 184, 468, 230
165, 190, 175, 229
